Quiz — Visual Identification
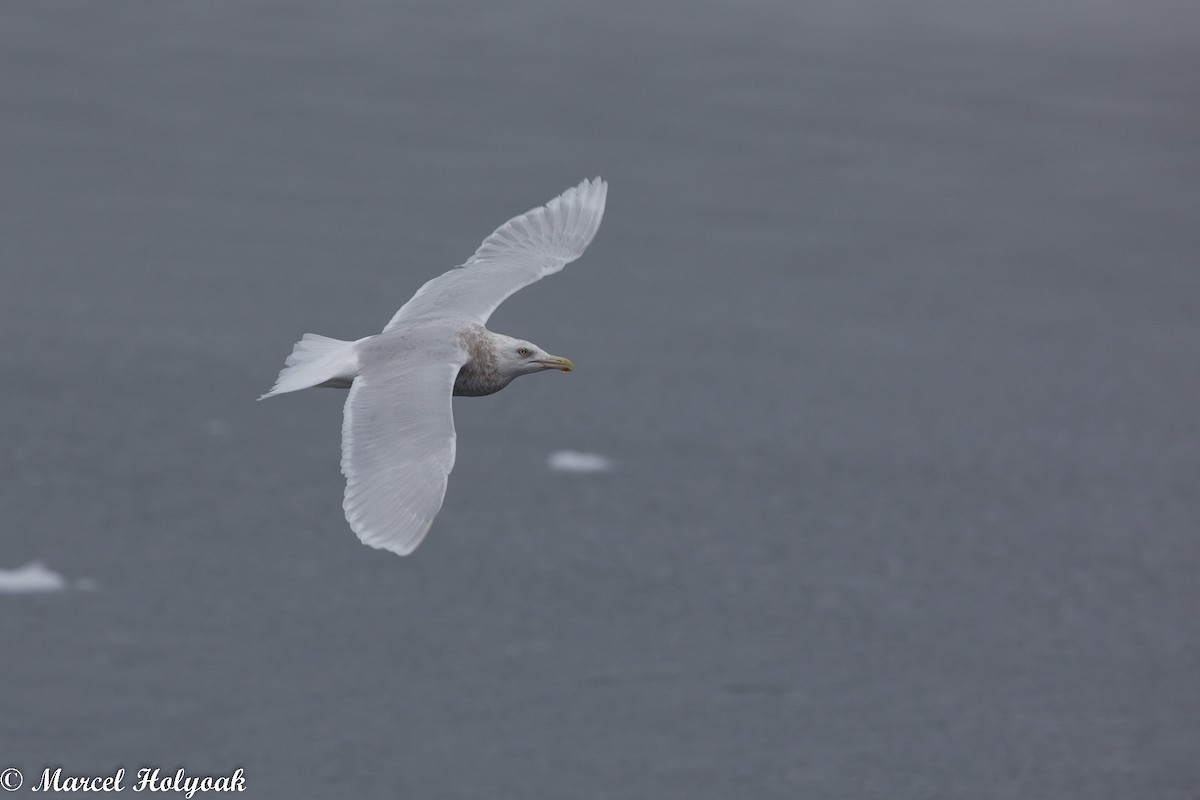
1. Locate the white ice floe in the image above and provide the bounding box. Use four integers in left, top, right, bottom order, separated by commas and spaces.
547, 450, 613, 474
0, 561, 68, 593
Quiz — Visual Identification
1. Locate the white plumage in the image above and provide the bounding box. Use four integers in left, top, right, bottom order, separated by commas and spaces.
262, 178, 607, 555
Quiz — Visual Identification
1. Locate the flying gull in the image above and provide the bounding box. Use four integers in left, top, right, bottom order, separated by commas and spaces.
261, 178, 608, 555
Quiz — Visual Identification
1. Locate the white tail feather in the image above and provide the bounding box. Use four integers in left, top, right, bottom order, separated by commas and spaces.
259, 334, 363, 400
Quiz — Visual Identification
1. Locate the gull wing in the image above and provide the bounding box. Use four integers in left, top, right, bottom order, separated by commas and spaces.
383, 177, 607, 330
340, 331, 467, 555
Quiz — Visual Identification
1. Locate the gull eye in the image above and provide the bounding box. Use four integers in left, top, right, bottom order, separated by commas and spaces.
516, 347, 532, 357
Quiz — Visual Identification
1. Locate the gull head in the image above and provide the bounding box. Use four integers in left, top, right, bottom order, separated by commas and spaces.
495, 335, 574, 378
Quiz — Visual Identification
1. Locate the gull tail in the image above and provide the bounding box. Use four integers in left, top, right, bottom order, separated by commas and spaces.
259, 334, 363, 400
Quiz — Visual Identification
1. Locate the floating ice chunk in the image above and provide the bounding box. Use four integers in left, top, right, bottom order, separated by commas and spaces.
0, 562, 68, 593
548, 450, 613, 474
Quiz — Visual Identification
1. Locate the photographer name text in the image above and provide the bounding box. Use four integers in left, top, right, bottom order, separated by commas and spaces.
21, 767, 245, 797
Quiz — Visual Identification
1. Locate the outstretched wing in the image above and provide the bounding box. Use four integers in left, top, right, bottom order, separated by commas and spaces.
384, 177, 607, 330
340, 331, 466, 555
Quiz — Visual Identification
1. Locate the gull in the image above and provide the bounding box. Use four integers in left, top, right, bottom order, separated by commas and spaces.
261, 178, 607, 555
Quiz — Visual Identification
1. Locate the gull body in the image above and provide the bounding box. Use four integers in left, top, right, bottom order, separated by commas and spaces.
261, 178, 607, 556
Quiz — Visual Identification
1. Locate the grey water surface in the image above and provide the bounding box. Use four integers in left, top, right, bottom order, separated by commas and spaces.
2, 2, 1199, 798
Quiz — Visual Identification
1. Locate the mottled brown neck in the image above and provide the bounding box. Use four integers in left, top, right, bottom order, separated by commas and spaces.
453, 325, 511, 397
